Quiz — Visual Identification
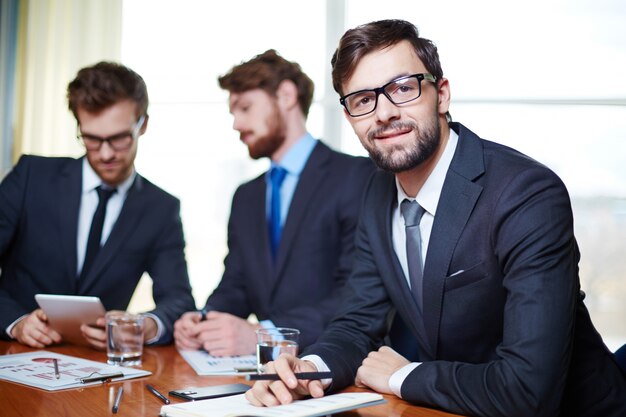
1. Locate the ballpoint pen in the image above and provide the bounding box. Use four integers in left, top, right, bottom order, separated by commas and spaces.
52, 358, 60, 379
199, 306, 208, 321
246, 371, 333, 381
80, 372, 125, 383
146, 383, 170, 404
112, 387, 123, 414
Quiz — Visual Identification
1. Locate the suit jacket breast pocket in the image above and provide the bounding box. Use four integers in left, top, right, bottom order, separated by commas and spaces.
444, 261, 487, 292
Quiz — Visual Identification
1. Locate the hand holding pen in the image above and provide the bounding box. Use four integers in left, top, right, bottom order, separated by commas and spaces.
245, 354, 328, 407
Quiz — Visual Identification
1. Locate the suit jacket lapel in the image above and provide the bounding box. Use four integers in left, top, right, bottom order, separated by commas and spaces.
249, 176, 273, 281
57, 159, 82, 292
80, 175, 144, 292
273, 142, 330, 282
422, 123, 484, 357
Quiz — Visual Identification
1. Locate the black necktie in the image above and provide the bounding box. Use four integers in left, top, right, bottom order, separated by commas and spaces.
80, 186, 116, 280
401, 199, 427, 309
268, 166, 287, 259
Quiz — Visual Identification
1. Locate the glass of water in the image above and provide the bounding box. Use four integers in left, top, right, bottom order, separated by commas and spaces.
255, 327, 299, 373
106, 311, 144, 366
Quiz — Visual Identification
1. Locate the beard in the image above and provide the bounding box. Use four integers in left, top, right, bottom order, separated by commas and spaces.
246, 102, 287, 160
361, 116, 441, 173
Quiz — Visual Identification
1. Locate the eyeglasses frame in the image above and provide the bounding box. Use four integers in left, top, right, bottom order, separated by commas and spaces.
339, 73, 437, 117
77, 114, 146, 151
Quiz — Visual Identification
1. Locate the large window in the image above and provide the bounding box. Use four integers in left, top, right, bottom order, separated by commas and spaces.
123, 0, 626, 349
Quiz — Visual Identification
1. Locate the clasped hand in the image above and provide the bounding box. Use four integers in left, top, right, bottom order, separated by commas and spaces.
174, 310, 259, 356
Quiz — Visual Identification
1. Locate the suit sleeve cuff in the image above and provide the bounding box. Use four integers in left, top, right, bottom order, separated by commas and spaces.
390, 362, 420, 398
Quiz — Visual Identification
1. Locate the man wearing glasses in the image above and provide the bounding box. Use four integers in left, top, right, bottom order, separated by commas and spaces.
0, 61, 195, 349
246, 20, 626, 416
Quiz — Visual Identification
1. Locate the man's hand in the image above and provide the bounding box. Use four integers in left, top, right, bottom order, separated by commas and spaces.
355, 346, 409, 395
82, 312, 157, 350
80, 316, 107, 350
174, 311, 204, 350
11, 309, 62, 348
198, 311, 260, 356
246, 354, 325, 407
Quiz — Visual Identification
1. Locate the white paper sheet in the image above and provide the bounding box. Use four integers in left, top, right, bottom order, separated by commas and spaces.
178, 349, 257, 375
0, 350, 151, 391
160, 392, 385, 417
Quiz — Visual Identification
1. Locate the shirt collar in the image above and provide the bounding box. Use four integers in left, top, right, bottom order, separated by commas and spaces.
395, 128, 459, 216
270, 132, 317, 175
81, 157, 136, 195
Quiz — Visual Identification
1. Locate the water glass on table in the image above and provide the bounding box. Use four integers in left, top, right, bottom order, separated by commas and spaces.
255, 327, 299, 373
106, 311, 144, 366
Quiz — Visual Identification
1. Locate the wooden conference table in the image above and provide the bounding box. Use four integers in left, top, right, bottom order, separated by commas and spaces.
0, 341, 465, 417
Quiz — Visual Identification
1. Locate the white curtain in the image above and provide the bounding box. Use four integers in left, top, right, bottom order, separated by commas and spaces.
13, 0, 122, 160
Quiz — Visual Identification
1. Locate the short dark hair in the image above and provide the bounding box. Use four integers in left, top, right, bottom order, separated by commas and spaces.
218, 49, 314, 118
67, 61, 149, 120
331, 19, 444, 97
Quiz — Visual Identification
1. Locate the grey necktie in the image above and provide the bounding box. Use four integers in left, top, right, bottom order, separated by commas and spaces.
401, 199, 426, 310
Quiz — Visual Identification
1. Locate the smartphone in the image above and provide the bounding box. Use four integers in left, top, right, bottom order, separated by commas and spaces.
168, 383, 251, 401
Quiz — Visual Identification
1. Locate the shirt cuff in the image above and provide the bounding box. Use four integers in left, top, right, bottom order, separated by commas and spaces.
259, 320, 276, 329
301, 354, 332, 388
142, 312, 164, 345
389, 362, 420, 398
6, 314, 29, 339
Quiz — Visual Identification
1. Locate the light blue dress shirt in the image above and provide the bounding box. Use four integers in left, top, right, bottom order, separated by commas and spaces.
265, 133, 317, 226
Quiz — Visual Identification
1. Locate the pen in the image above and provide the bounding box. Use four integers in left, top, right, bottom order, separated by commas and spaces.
80, 372, 125, 383
53, 358, 60, 379
199, 306, 208, 321
112, 387, 123, 414
246, 371, 333, 381
146, 383, 170, 404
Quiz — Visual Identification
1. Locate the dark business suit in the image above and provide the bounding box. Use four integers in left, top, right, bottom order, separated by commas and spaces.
204, 141, 375, 348
304, 123, 626, 417
0, 155, 195, 344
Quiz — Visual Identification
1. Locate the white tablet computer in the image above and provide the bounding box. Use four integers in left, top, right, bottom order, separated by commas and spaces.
35, 294, 106, 345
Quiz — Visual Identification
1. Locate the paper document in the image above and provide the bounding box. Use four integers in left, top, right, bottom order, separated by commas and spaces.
0, 350, 151, 391
160, 392, 385, 417
179, 349, 257, 375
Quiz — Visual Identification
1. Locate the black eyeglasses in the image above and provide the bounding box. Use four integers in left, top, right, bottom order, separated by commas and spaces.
77, 115, 146, 151
340, 73, 436, 117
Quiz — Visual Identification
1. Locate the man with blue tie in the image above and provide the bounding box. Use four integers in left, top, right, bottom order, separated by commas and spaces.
0, 61, 195, 348
173, 50, 375, 355
246, 20, 626, 417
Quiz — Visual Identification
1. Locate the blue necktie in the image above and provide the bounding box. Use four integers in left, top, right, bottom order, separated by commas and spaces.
269, 166, 287, 259
80, 185, 116, 280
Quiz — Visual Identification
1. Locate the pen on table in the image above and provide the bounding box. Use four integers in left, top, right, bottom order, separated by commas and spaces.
146, 383, 170, 404
246, 371, 333, 381
112, 387, 123, 414
52, 358, 60, 379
